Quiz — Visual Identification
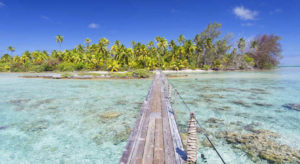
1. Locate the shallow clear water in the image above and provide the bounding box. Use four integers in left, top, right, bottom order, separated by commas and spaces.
169, 67, 300, 164
0, 73, 151, 163
1, 68, 300, 164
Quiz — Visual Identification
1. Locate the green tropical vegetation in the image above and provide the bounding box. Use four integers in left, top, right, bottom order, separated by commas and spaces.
0, 23, 282, 72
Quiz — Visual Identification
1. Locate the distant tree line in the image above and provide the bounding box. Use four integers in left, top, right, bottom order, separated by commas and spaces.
0, 23, 282, 72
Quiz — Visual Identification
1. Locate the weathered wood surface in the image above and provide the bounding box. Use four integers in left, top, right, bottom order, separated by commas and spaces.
161, 82, 177, 164
119, 76, 156, 164
161, 73, 185, 164
119, 71, 184, 164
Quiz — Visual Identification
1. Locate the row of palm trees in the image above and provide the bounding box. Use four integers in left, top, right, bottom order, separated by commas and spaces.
0, 23, 281, 72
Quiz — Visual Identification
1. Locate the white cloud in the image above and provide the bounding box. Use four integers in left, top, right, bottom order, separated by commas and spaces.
0, 2, 6, 7
233, 6, 258, 20
88, 23, 99, 29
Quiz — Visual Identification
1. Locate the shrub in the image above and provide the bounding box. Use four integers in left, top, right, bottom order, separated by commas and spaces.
202, 65, 210, 70
109, 72, 132, 78
77, 73, 101, 77
74, 63, 86, 71
29, 65, 44, 72
41, 63, 55, 71
0, 63, 10, 72
212, 60, 221, 70
0, 64, 4, 72
61, 73, 73, 78
131, 69, 151, 78
41, 59, 59, 71
243, 55, 255, 66
169, 61, 179, 70
10, 63, 23, 72
57, 63, 75, 72
189, 65, 197, 70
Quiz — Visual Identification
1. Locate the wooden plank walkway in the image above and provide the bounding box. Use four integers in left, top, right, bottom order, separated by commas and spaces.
120, 71, 185, 164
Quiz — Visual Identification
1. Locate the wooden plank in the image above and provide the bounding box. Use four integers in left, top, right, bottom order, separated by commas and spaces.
120, 74, 157, 164
142, 75, 161, 164
136, 159, 142, 164
160, 76, 177, 164
130, 94, 153, 163
130, 75, 159, 163
167, 104, 185, 164
154, 118, 164, 164
161, 75, 185, 164
142, 118, 156, 164
120, 72, 185, 164
119, 100, 149, 163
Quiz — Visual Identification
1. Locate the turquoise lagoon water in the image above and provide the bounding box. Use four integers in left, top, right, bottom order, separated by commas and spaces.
1, 68, 300, 164
169, 67, 300, 164
0, 73, 151, 163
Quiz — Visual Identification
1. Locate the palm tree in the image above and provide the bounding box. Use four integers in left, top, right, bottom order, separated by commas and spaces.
107, 60, 120, 72
7, 46, 15, 55
147, 41, 154, 48
76, 44, 84, 53
155, 37, 168, 50
169, 40, 176, 49
183, 40, 195, 64
85, 38, 91, 47
98, 38, 110, 59
110, 41, 120, 57
114, 40, 121, 47
169, 40, 177, 60
178, 34, 186, 45
155, 37, 168, 68
56, 35, 64, 51
99, 38, 109, 47
238, 38, 246, 54
131, 41, 136, 48
1, 54, 12, 63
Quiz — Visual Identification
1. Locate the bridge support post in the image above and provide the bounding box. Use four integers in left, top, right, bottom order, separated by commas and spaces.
187, 113, 197, 164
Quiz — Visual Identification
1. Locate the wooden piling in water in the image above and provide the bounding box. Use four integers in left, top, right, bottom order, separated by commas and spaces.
187, 113, 198, 164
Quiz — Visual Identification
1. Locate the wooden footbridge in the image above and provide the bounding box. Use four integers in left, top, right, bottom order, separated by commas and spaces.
119, 71, 186, 164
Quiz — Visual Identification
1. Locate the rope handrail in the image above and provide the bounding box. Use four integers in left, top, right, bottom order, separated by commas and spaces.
161, 71, 226, 164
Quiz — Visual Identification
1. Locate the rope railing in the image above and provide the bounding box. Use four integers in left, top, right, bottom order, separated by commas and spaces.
161, 71, 226, 164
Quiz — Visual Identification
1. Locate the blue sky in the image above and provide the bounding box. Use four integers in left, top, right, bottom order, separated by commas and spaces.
0, 0, 299, 65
